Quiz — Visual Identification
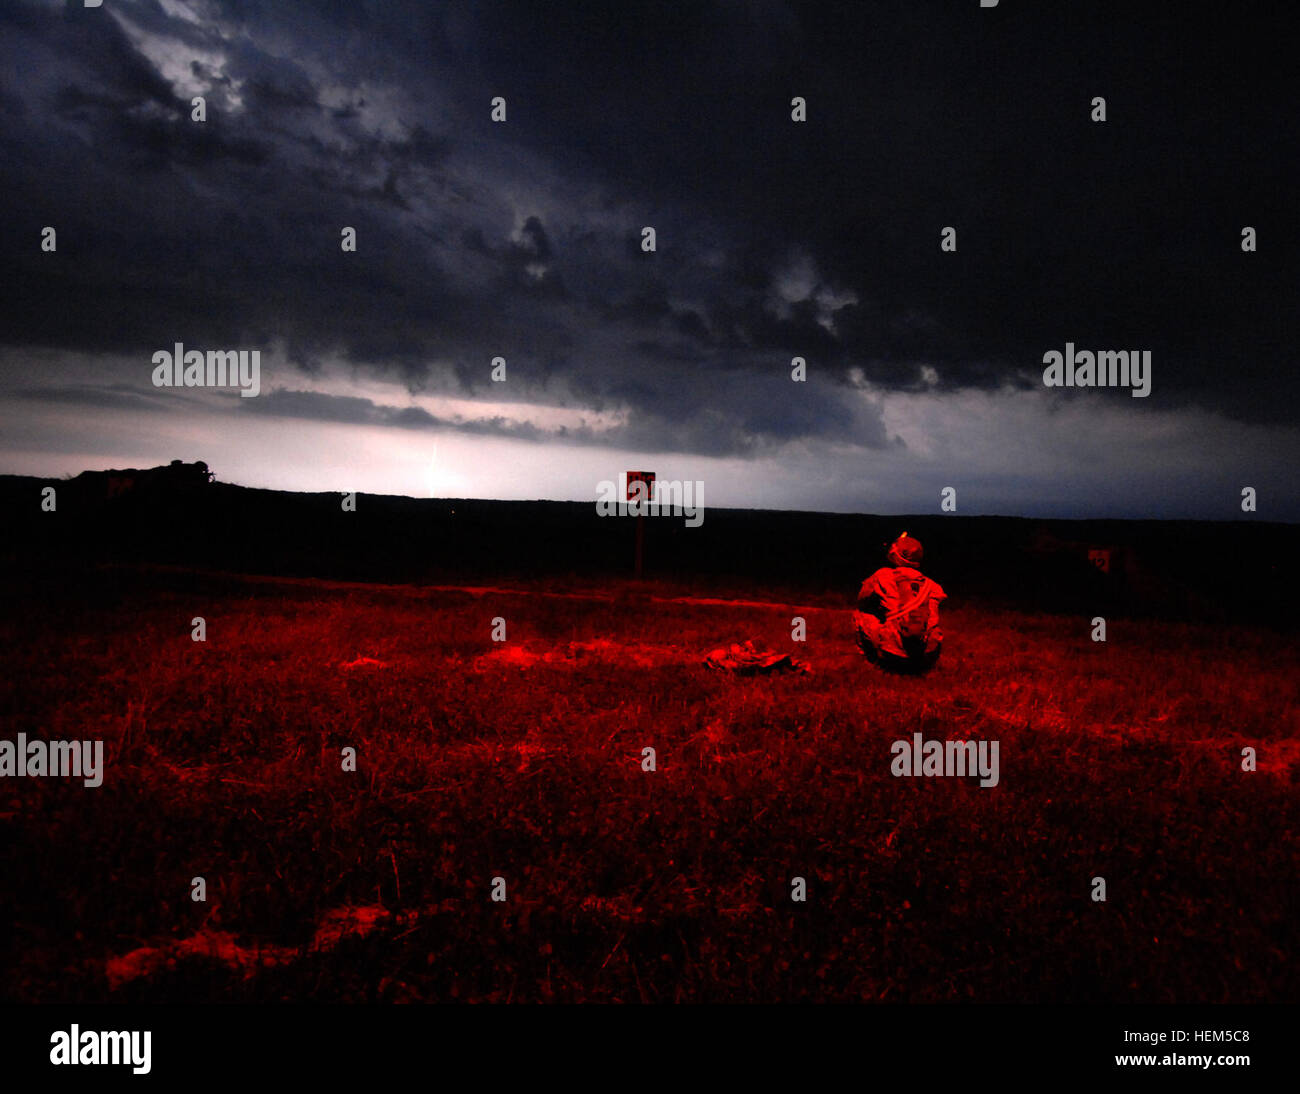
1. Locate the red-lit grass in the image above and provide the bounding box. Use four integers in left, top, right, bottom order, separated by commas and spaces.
0, 567, 1295, 1002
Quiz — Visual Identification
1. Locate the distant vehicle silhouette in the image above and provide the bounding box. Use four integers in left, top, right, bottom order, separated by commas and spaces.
69, 460, 214, 507
1023, 525, 1213, 617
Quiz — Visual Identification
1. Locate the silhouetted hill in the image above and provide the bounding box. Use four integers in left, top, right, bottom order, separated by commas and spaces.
2, 471, 1296, 626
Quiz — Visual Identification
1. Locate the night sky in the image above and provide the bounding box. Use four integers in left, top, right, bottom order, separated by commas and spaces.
1, 0, 1295, 518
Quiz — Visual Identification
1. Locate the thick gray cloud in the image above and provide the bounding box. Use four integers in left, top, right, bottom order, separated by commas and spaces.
0, 0, 1295, 504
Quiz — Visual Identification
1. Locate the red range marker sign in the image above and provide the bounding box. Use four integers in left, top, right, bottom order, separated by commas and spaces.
626, 470, 655, 503
626, 471, 655, 579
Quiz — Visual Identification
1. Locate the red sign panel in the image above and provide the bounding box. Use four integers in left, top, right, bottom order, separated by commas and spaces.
626, 471, 655, 503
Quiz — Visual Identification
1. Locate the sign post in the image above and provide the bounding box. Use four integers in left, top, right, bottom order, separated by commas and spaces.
626, 471, 655, 580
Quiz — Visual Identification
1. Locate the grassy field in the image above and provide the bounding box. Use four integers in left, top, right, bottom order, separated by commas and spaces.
1, 564, 1296, 1002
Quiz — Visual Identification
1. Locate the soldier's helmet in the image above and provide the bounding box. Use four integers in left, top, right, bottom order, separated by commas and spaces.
887, 532, 924, 568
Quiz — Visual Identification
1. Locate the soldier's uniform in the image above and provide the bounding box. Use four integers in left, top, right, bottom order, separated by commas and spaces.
854, 534, 946, 673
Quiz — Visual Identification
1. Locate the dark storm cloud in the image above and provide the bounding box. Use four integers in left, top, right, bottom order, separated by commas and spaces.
0, 0, 1295, 463
238, 389, 552, 442
7, 381, 179, 412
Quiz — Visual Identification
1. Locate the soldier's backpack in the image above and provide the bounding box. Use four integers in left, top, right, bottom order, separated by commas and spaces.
889, 574, 934, 656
